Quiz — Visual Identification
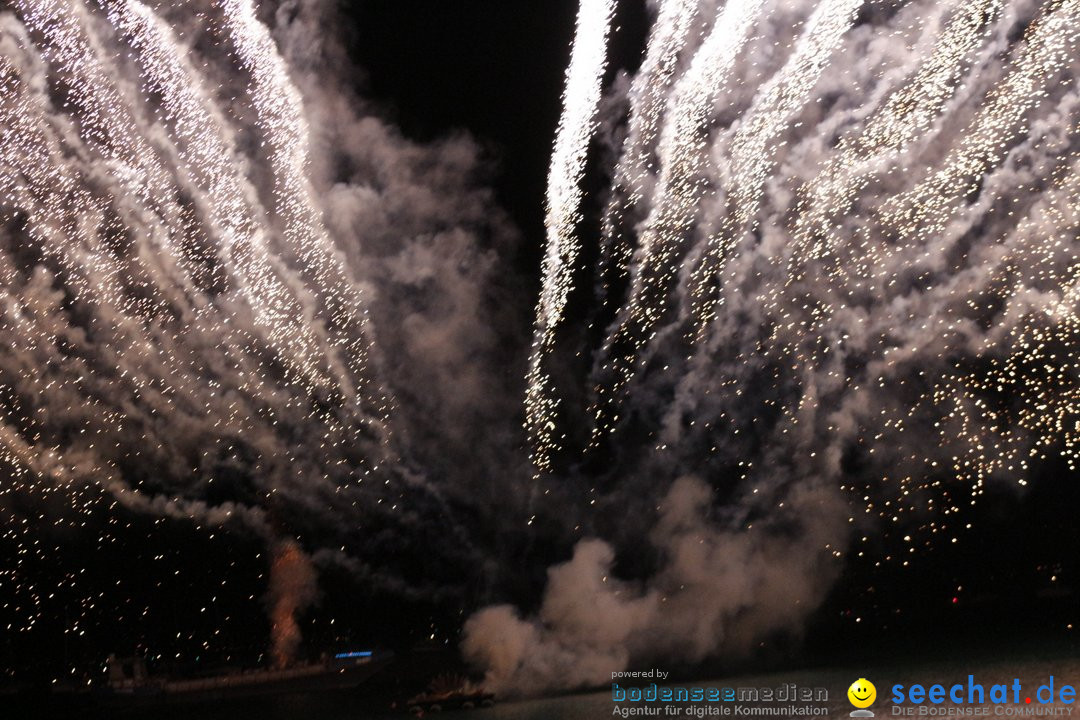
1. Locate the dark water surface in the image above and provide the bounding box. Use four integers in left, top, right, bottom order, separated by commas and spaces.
87, 650, 1080, 720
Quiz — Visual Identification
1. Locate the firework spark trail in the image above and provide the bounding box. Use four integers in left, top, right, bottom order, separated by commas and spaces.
526, 0, 615, 475
10, 0, 343, 422
681, 0, 865, 342
587, 0, 851, 449
880, 0, 1080, 258
585, 0, 765, 449
511, 0, 1080, 678
14, 0, 206, 304
0, 26, 128, 310
0, 5, 189, 322
786, 95, 1080, 508
596, 0, 698, 287
772, 0, 1080, 463
100, 0, 344, 391
87, 0, 385, 424
5, 0, 376, 490
0, 22, 176, 484
783, 0, 1004, 270
936, 110, 1080, 490
807, 0, 997, 245
735, 27, 1080, 523
0, 61, 263, 526
822, 105, 1080, 521
219, 0, 393, 441
720, 0, 1007, 360
0, 0, 423, 643
19, 0, 387, 417
0, 29, 261, 518
589, 0, 1080, 456
692, 0, 1080, 529
98, 0, 383, 471
647, 0, 968, 546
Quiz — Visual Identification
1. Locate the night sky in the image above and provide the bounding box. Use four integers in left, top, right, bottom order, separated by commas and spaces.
0, 0, 1079, 701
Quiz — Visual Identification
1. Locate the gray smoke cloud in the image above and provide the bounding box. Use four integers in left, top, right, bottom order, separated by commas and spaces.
271, 0, 531, 525
0, 0, 528, 654
3, 0, 1079, 690
463, 477, 844, 697
464, 0, 1080, 697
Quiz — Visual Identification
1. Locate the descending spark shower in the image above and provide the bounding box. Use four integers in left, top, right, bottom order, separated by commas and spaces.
0, 0, 519, 677
1, 0, 1080, 698
472, 0, 1080, 698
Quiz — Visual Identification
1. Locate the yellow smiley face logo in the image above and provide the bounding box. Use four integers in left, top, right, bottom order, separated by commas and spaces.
848, 678, 876, 708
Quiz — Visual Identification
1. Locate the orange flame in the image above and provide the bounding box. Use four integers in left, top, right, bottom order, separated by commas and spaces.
267, 541, 317, 668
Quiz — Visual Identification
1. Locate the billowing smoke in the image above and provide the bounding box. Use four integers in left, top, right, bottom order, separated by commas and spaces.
463, 477, 844, 697
0, 0, 525, 669
273, 0, 528, 509
5, 0, 1080, 693
469, 0, 1080, 697
267, 540, 318, 668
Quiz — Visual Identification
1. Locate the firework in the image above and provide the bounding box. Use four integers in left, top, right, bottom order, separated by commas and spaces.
526, 0, 615, 476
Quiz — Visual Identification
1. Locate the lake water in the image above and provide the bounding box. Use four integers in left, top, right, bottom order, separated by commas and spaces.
106, 650, 1080, 720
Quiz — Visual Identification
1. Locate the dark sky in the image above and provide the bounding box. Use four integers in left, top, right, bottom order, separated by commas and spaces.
341, 0, 581, 269
339, 0, 651, 275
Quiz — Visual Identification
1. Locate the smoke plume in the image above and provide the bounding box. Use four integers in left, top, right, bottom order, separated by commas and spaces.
468, 0, 1080, 697
267, 540, 318, 668
463, 477, 843, 697
0, 0, 526, 670
4, 0, 1080, 693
